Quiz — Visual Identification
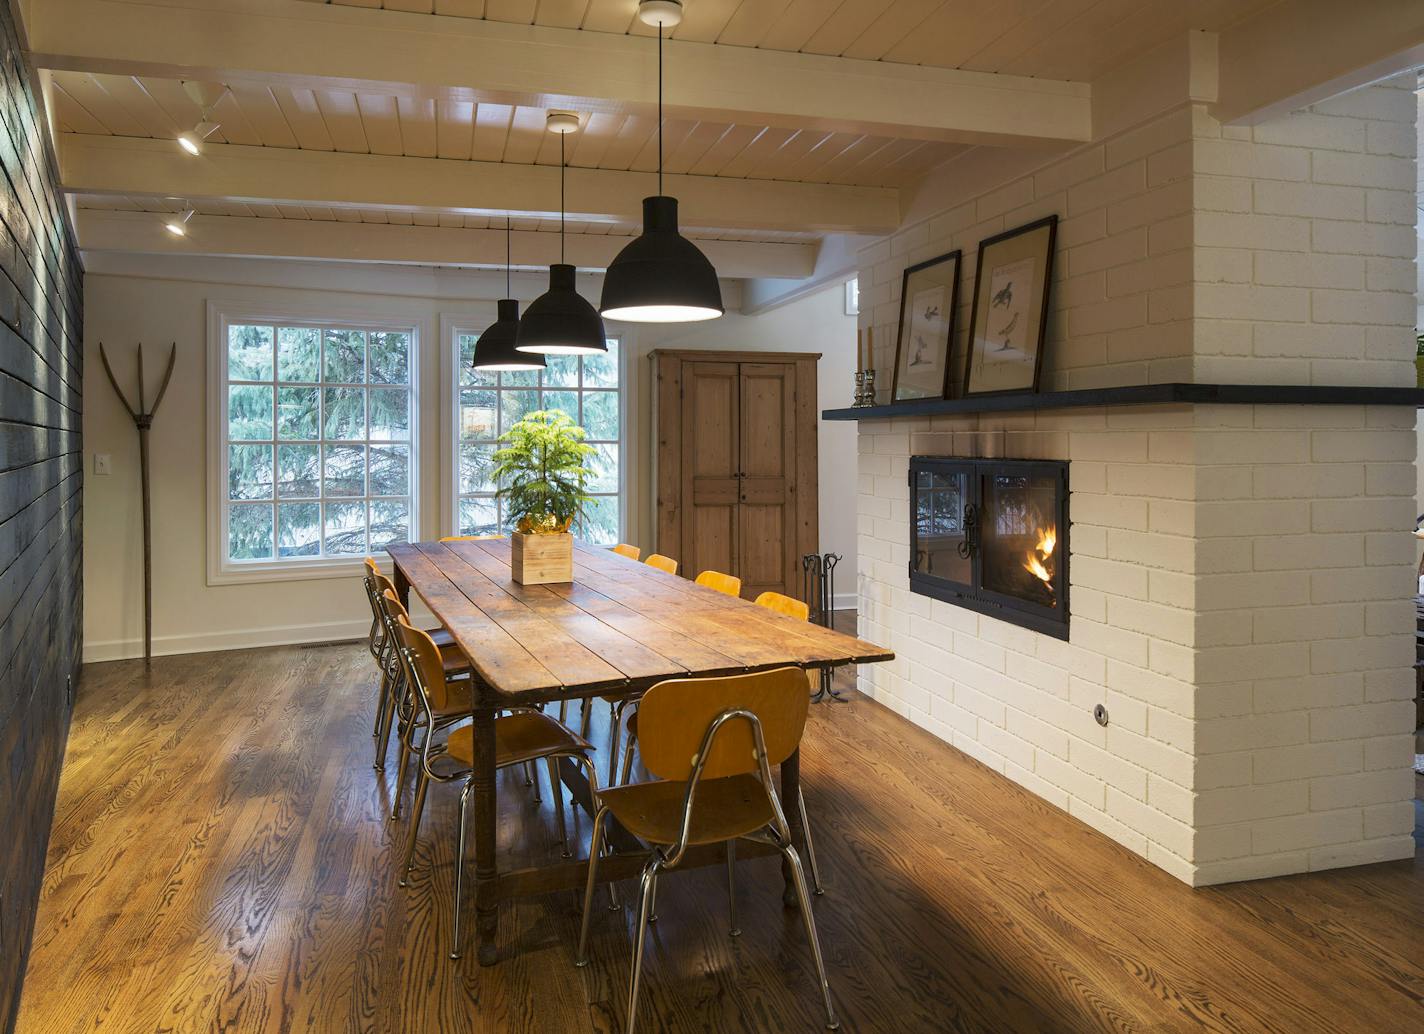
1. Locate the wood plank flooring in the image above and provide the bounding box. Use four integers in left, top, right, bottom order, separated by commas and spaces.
16, 628, 1424, 1034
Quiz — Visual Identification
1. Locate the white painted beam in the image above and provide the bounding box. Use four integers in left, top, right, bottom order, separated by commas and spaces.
1215, 0, 1424, 124
29, 0, 1093, 148
59, 134, 900, 235
75, 208, 819, 279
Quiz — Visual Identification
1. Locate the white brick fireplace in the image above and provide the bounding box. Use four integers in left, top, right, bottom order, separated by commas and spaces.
852, 67, 1419, 886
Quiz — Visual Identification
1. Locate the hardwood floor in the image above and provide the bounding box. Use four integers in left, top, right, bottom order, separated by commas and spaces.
17, 629, 1424, 1034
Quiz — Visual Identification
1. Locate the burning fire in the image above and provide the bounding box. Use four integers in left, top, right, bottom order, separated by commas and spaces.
1023, 524, 1057, 589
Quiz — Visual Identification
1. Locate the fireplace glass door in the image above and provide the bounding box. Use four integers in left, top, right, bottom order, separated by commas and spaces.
980, 471, 1061, 613
912, 464, 973, 590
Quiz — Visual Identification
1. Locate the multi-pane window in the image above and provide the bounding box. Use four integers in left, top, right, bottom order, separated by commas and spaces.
455, 335, 621, 544
222, 320, 416, 564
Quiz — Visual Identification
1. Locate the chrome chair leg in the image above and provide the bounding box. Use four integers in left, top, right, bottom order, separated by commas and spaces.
548, 756, 571, 856
451, 779, 472, 960
618, 727, 638, 786
778, 840, 840, 1030
647, 869, 659, 923
625, 861, 660, 1034
607, 700, 628, 787
797, 787, 825, 896
398, 768, 430, 887
371, 669, 389, 743
373, 684, 396, 771
575, 806, 610, 966
726, 840, 740, 937
390, 730, 414, 820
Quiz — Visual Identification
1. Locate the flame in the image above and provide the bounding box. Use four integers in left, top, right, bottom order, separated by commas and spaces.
1023, 523, 1056, 587
1036, 526, 1056, 558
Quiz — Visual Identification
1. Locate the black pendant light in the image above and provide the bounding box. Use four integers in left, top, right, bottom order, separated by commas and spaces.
600, 0, 723, 323
471, 218, 544, 372
514, 116, 608, 356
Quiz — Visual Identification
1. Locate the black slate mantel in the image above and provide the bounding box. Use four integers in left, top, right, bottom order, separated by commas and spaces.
822, 383, 1424, 422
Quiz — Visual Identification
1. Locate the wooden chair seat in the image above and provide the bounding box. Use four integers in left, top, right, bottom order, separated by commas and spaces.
598, 774, 774, 846
445, 711, 593, 769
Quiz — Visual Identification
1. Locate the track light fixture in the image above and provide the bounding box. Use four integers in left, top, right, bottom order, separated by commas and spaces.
177, 81, 227, 156
600, 0, 722, 323
163, 206, 195, 237
514, 113, 608, 357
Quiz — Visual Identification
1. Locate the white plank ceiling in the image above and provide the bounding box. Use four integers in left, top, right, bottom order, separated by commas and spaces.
314, 0, 1276, 81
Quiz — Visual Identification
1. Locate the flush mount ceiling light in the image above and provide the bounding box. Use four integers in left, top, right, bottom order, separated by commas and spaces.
177, 81, 226, 156
472, 218, 545, 372
636, 0, 683, 27
600, 0, 722, 324
514, 113, 608, 356
163, 205, 195, 237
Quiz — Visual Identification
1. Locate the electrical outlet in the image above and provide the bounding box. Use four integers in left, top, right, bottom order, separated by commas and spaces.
93, 453, 112, 476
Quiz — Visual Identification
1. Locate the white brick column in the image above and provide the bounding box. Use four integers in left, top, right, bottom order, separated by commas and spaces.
855, 74, 1418, 886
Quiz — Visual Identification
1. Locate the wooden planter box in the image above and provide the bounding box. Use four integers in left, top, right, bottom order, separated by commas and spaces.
511, 531, 573, 585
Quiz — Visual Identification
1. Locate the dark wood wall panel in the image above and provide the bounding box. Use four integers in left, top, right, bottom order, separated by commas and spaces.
0, 5, 84, 1032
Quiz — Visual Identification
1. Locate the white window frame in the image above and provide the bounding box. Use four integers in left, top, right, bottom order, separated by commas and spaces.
440, 314, 626, 545
206, 300, 422, 585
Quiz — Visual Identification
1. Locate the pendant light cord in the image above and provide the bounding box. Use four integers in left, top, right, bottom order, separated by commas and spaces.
505, 216, 511, 297
658, 22, 664, 196
560, 130, 566, 264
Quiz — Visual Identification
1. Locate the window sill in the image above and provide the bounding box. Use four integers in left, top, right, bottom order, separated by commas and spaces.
206, 554, 390, 588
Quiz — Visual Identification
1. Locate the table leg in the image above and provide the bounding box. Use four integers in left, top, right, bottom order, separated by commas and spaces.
780, 748, 802, 909
473, 704, 500, 965
393, 564, 411, 610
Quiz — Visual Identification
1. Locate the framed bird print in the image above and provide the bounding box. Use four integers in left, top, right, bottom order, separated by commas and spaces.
891, 250, 961, 402
963, 216, 1057, 397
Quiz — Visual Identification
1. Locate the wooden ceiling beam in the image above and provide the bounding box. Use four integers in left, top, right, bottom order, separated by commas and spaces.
74, 208, 820, 279
27, 0, 1093, 148
59, 134, 900, 234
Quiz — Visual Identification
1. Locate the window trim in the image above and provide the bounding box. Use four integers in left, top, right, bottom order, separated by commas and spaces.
440, 314, 626, 544
205, 299, 422, 586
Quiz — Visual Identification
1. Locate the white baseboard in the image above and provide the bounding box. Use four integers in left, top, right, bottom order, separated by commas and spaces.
83, 618, 370, 664
831, 592, 858, 612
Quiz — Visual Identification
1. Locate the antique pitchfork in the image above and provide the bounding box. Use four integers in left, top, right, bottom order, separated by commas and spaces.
99, 342, 177, 666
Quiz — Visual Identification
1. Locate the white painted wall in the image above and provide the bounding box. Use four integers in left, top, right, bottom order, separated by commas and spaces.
81, 255, 855, 660
629, 284, 859, 608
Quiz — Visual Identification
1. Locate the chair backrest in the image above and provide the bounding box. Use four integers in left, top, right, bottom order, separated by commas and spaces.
363, 559, 394, 653
636, 667, 809, 781
645, 553, 678, 575
612, 543, 641, 561
440, 534, 505, 542
754, 591, 809, 622
388, 600, 453, 713
695, 570, 742, 597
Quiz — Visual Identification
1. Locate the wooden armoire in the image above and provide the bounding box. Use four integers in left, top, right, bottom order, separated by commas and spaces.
651, 350, 820, 600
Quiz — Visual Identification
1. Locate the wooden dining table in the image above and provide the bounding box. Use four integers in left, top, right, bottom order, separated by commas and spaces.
386, 537, 894, 965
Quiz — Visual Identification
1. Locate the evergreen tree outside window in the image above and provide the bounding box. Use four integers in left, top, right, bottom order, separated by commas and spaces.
455, 332, 622, 544
219, 317, 417, 567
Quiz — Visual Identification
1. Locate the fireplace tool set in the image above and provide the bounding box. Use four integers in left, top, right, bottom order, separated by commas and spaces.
802, 552, 849, 703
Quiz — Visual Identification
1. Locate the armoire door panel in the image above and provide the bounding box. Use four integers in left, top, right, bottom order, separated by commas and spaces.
682, 361, 740, 578
739, 363, 796, 597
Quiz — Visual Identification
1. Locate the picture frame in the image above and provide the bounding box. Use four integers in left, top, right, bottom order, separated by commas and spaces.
891, 250, 961, 402
963, 215, 1057, 398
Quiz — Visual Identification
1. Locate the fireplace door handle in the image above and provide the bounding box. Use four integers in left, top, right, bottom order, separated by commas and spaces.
957, 503, 979, 559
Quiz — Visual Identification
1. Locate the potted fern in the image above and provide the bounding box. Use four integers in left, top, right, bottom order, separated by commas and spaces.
491, 410, 594, 584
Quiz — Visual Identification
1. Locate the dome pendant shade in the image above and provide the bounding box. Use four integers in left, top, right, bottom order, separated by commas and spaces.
515, 263, 607, 355
600, 197, 723, 323
472, 298, 544, 371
